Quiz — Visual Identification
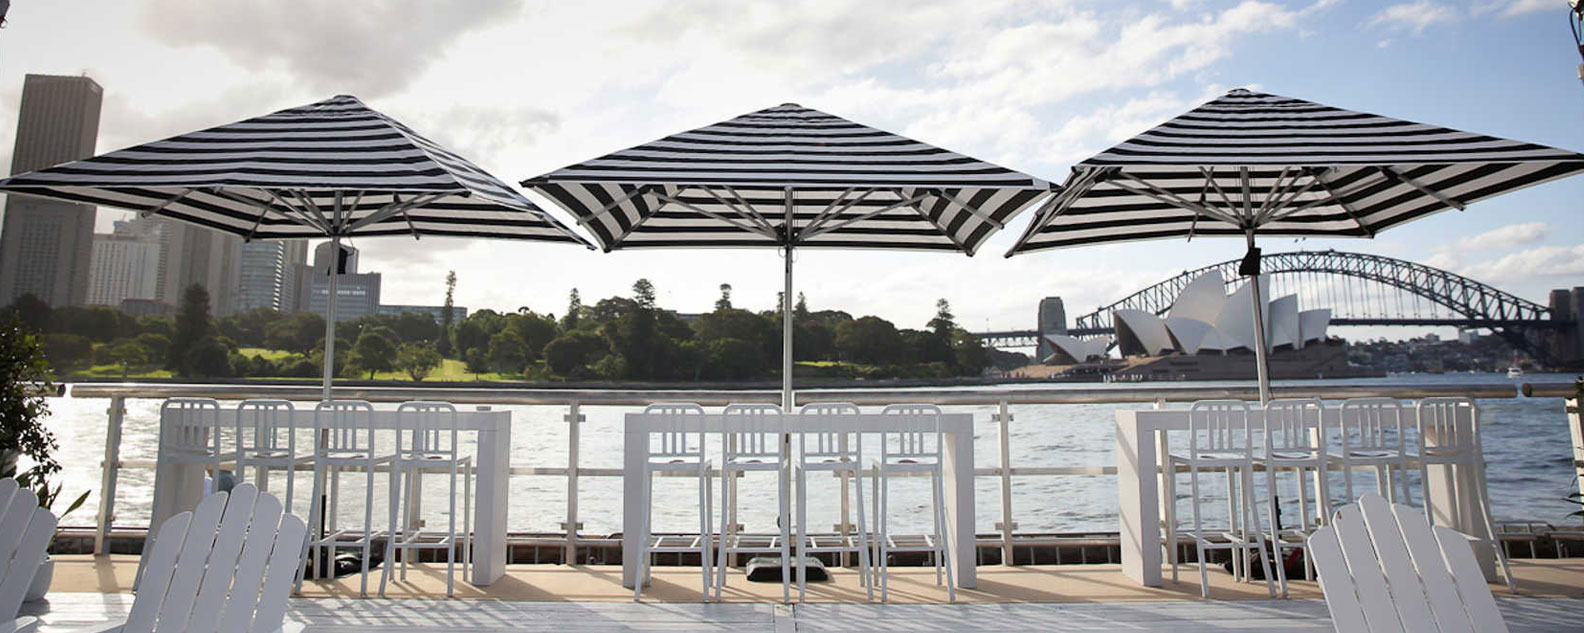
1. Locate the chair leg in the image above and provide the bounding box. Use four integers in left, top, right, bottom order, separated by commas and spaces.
933, 468, 955, 602
1246, 466, 1275, 598
796, 467, 808, 602
779, 466, 790, 604
380, 463, 400, 597
1189, 464, 1208, 599
1473, 457, 1516, 591
715, 469, 730, 602
1224, 468, 1240, 583
701, 467, 715, 601
361, 463, 374, 597
447, 463, 458, 598
1167, 461, 1179, 583
464, 460, 473, 583
633, 470, 650, 602
1267, 466, 1287, 598
879, 468, 889, 603
296, 462, 326, 593
853, 466, 873, 602
931, 468, 942, 587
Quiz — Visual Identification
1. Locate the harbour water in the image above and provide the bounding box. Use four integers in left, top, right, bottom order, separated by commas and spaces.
39, 372, 1581, 539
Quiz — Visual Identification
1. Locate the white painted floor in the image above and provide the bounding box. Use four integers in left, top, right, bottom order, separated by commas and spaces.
21, 593, 1584, 632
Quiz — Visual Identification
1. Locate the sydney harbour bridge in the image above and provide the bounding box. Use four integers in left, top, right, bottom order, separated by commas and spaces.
975, 250, 1583, 366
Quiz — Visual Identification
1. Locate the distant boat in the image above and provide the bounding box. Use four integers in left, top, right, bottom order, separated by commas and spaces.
1506, 366, 1523, 379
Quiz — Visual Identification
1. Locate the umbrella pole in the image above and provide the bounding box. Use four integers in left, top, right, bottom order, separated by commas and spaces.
783, 187, 795, 411
1244, 230, 1272, 403
322, 233, 341, 401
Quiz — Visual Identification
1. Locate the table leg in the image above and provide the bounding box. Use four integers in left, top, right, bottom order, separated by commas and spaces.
471, 421, 511, 586
943, 428, 977, 589
622, 423, 645, 589
1117, 412, 1162, 586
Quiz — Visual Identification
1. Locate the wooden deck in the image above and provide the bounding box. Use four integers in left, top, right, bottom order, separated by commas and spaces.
23, 555, 1584, 631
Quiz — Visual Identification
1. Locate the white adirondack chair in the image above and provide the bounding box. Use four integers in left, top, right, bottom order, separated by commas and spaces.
78, 483, 307, 633
1308, 493, 1509, 633
1, 478, 57, 633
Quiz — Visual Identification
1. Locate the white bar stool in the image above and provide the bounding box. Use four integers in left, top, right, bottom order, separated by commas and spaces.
795, 402, 873, 602
1416, 396, 1514, 590
235, 399, 300, 513
159, 397, 230, 490
1334, 397, 1413, 504
297, 400, 392, 597
632, 402, 713, 602
1256, 397, 1329, 596
873, 403, 954, 603
715, 403, 790, 602
381, 401, 473, 598
1166, 399, 1274, 598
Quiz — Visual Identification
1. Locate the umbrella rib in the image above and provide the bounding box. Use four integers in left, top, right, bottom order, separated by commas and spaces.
1196, 168, 1246, 225
709, 186, 780, 237
287, 189, 334, 235
140, 187, 196, 218
1258, 168, 1315, 224
931, 188, 1006, 230
259, 189, 330, 234
573, 185, 655, 228
798, 191, 933, 241
907, 189, 973, 253
346, 191, 447, 232
798, 186, 868, 238
1261, 172, 1325, 224
1305, 168, 1375, 237
1378, 167, 1465, 211
1252, 166, 1293, 224
1111, 172, 1241, 226
1239, 167, 1254, 226
209, 188, 313, 235
1009, 167, 1103, 252
650, 190, 777, 240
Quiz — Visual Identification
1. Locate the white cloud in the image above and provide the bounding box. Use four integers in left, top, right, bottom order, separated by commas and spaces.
1370, 1, 1461, 33
1451, 221, 1551, 251
1474, 0, 1559, 18
1456, 244, 1584, 283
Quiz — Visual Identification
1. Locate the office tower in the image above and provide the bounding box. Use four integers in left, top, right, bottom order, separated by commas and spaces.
237, 239, 308, 313
298, 242, 381, 321
88, 231, 161, 306
111, 215, 243, 316
0, 74, 103, 307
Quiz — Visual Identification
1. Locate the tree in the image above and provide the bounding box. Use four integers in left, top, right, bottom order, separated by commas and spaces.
562, 288, 582, 331
437, 270, 457, 357
396, 343, 442, 381
134, 332, 171, 361
349, 328, 397, 378
3, 294, 51, 333
186, 339, 233, 378
105, 340, 151, 377
715, 283, 733, 311
505, 311, 558, 361
263, 312, 324, 353
795, 292, 808, 316
168, 284, 214, 372
0, 317, 62, 496
40, 334, 93, 371
487, 331, 526, 374
919, 299, 958, 366
543, 330, 609, 378
835, 316, 904, 365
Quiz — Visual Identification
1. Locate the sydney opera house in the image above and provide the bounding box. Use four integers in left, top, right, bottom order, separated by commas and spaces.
1043, 271, 1332, 364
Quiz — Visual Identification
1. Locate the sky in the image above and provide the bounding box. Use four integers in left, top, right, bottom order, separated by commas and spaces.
0, 0, 1580, 341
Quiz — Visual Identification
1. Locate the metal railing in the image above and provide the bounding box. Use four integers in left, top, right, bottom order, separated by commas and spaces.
65, 380, 1572, 564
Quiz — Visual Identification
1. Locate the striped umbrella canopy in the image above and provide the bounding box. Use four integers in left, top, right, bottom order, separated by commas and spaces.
1008, 88, 1584, 400
0, 94, 591, 397
525, 103, 1053, 406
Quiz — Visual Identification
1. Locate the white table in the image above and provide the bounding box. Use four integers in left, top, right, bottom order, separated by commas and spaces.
150, 406, 512, 586
621, 411, 978, 589
1116, 406, 1494, 587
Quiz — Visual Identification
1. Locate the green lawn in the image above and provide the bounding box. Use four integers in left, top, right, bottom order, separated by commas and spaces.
237, 347, 296, 361
357, 358, 508, 382
76, 364, 174, 378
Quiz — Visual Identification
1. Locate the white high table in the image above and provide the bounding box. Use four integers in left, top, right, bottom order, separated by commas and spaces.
150, 406, 512, 586
621, 411, 978, 589
1116, 406, 1495, 587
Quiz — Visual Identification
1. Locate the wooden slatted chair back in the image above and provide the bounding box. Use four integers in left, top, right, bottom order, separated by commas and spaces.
237, 399, 295, 456
397, 401, 460, 459
127, 482, 307, 633
722, 404, 784, 461
314, 400, 376, 455
0, 478, 57, 623
798, 402, 861, 460
1416, 397, 1478, 455
880, 404, 942, 461
163, 398, 225, 457
1308, 493, 1509, 633
1340, 397, 1407, 455
643, 402, 707, 461
1187, 399, 1251, 458
1264, 398, 1324, 454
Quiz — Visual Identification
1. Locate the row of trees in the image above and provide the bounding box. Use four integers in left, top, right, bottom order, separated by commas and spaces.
3, 275, 995, 382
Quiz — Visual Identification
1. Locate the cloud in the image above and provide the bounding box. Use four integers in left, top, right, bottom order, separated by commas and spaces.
137, 0, 521, 99
1456, 244, 1584, 283
1370, 1, 1460, 33
1474, 0, 1557, 18
403, 106, 560, 171
1451, 221, 1550, 251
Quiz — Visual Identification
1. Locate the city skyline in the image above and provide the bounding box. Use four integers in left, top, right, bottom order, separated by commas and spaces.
0, 1, 1579, 336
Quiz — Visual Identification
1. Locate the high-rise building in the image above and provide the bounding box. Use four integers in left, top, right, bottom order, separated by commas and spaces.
0, 74, 103, 307
87, 232, 161, 306
109, 215, 243, 316
237, 239, 308, 313
297, 242, 381, 321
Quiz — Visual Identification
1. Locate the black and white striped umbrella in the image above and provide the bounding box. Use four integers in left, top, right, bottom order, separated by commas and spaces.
525, 103, 1053, 406
1007, 88, 1584, 400
0, 95, 591, 397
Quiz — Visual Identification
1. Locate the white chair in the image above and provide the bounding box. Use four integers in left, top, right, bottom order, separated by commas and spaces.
1334, 398, 1413, 504
1, 478, 56, 633
632, 403, 713, 602
381, 401, 473, 598
160, 398, 232, 493
234, 400, 300, 514
80, 483, 307, 633
1308, 493, 1510, 633
1166, 400, 1275, 598
1416, 397, 1513, 591
1256, 397, 1330, 596
715, 403, 790, 602
873, 404, 954, 603
795, 402, 873, 602
297, 400, 392, 597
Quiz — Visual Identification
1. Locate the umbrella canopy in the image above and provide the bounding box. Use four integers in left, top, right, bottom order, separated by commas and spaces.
0, 95, 591, 396
1008, 88, 1584, 400
526, 103, 1052, 406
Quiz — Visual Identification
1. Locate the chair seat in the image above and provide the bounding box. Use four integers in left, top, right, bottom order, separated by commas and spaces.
875, 459, 939, 473
801, 457, 861, 472
1330, 449, 1405, 461
323, 450, 375, 460
1169, 452, 1250, 466
1268, 449, 1318, 460
647, 458, 711, 472
242, 448, 293, 460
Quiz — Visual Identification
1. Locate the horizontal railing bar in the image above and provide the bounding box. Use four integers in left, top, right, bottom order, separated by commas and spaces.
63, 381, 1534, 405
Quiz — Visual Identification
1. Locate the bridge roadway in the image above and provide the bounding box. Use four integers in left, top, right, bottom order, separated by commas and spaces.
976, 317, 1571, 348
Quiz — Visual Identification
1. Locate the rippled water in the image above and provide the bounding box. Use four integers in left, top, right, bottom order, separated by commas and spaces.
38, 373, 1581, 537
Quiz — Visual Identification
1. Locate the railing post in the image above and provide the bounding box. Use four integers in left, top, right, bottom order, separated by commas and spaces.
563, 401, 584, 565
995, 400, 1016, 565
95, 395, 125, 555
